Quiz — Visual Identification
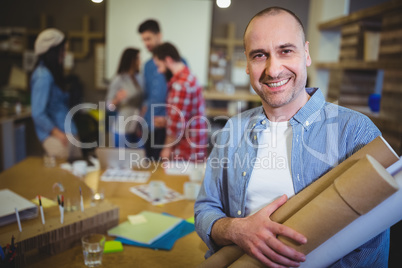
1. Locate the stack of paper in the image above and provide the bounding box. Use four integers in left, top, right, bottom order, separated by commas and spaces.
107, 211, 194, 250
108, 211, 182, 244
0, 189, 38, 226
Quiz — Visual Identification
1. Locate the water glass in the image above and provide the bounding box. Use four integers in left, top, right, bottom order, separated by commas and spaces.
81, 234, 105, 267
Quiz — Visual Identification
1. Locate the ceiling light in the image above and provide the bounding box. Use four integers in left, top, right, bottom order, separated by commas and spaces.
92, 0, 103, 3
217, 0, 231, 8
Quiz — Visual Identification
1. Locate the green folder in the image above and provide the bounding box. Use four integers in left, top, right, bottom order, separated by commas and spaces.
107, 211, 183, 244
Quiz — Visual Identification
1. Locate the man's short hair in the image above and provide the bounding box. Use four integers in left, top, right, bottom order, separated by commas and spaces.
138, 19, 160, 34
152, 42, 181, 62
243, 6, 306, 46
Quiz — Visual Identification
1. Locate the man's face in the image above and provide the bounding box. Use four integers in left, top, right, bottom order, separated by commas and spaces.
141, 31, 161, 52
153, 57, 167, 74
153, 57, 173, 81
244, 12, 311, 110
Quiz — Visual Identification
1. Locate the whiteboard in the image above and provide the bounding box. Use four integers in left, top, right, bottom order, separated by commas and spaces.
106, 0, 212, 87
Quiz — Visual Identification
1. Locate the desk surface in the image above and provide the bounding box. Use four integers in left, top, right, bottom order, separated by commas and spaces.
0, 157, 207, 267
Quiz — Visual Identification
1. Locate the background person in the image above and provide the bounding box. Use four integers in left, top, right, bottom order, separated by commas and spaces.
194, 7, 389, 268
31, 28, 82, 160
138, 19, 167, 160
106, 48, 144, 148
152, 42, 207, 162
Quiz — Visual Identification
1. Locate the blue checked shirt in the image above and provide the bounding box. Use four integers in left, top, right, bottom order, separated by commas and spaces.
194, 88, 389, 267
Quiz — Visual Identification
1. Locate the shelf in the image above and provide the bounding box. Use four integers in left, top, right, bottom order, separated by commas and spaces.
344, 105, 380, 118
315, 60, 402, 70
203, 90, 261, 102
205, 108, 231, 118
318, 1, 402, 31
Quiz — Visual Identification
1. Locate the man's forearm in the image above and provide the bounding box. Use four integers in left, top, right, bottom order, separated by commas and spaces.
211, 217, 241, 247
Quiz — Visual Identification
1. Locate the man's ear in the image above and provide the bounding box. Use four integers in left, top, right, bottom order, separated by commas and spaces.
305, 41, 312, 67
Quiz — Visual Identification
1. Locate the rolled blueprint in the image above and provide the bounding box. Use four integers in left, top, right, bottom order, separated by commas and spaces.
301, 159, 402, 267
278, 155, 398, 254
271, 136, 399, 224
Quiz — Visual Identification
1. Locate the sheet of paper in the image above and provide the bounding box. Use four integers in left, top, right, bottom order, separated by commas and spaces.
129, 184, 183, 206
101, 169, 151, 183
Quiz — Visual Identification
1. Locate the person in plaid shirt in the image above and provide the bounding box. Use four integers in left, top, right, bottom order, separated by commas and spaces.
152, 42, 208, 162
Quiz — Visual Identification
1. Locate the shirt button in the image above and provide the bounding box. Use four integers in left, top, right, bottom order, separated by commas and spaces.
297, 174, 300, 181
252, 123, 256, 127
237, 210, 241, 215
306, 121, 310, 126
254, 135, 257, 140
261, 120, 266, 125
242, 171, 247, 176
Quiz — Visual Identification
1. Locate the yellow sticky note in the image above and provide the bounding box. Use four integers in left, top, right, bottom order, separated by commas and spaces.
31, 196, 58, 208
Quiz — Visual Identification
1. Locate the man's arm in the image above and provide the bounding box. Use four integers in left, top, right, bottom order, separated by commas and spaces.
211, 195, 307, 268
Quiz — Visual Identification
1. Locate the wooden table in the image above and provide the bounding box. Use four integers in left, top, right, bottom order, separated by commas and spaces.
0, 157, 207, 267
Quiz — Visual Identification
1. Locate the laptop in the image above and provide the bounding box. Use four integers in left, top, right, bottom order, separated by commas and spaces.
95, 147, 146, 170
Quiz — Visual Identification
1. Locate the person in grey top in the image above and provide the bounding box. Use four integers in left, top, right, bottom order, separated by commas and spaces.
106, 48, 144, 147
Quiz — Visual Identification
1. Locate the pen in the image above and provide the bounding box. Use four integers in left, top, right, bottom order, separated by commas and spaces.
80, 187, 84, 212
14, 208, 22, 232
38, 195, 45, 225
61, 195, 64, 224
57, 195, 62, 224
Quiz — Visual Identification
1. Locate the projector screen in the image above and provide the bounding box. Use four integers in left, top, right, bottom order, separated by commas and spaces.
106, 0, 213, 87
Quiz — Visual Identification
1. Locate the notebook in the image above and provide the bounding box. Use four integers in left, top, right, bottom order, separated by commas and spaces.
107, 211, 183, 244
0, 189, 38, 226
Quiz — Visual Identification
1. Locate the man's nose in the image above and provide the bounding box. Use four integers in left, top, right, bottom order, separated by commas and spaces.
265, 56, 283, 78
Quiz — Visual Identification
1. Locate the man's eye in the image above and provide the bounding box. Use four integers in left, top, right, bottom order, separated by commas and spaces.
253, 53, 265, 59
282, 49, 292, 54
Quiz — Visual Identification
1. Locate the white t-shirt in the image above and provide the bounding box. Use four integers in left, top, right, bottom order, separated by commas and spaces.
245, 121, 295, 216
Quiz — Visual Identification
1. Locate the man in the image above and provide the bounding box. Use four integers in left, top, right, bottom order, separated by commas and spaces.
138, 19, 167, 160
152, 42, 208, 161
194, 7, 389, 268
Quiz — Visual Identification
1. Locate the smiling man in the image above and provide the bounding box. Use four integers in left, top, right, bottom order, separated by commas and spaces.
194, 6, 389, 268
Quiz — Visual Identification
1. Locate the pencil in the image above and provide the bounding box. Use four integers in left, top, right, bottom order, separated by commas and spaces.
80, 187, 84, 212
38, 195, 45, 225
14, 208, 22, 232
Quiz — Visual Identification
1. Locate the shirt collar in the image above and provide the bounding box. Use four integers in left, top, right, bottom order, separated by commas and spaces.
291, 87, 325, 130
247, 88, 325, 131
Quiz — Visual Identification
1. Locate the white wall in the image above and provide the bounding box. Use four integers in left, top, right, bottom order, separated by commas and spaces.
106, 0, 212, 86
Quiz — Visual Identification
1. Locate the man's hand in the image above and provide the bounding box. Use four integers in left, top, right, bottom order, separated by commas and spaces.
211, 195, 307, 268
160, 147, 172, 160
153, 116, 167, 128
51, 128, 68, 146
